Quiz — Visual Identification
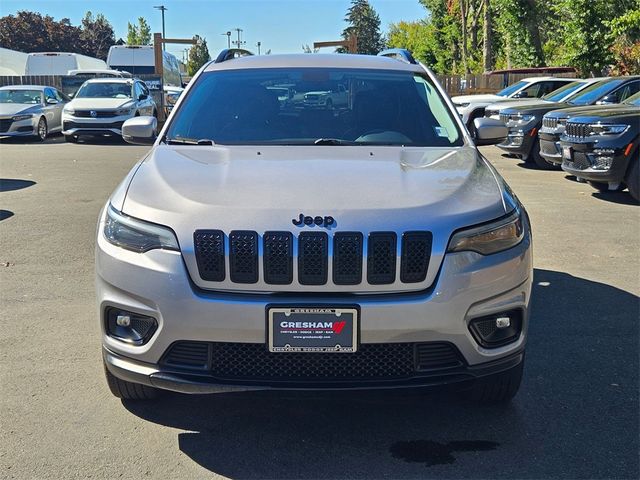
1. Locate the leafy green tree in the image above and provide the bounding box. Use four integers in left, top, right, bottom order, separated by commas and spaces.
386, 20, 437, 66
606, 8, 640, 74
0, 11, 81, 53
126, 17, 151, 45
187, 35, 210, 76
339, 0, 385, 54
79, 11, 115, 60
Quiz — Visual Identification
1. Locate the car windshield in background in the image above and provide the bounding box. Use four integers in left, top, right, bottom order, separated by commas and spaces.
166, 68, 463, 147
75, 83, 132, 99
496, 80, 528, 97
623, 92, 640, 106
541, 81, 584, 102
0, 89, 42, 104
567, 79, 624, 105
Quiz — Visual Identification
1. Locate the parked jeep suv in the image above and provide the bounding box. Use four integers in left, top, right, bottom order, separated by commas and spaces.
98, 50, 532, 403
560, 92, 639, 199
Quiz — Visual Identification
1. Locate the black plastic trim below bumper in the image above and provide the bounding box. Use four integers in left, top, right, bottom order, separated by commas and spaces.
103, 347, 525, 394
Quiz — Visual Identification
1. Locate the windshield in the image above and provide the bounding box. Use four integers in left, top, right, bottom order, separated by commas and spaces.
623, 91, 640, 106
567, 79, 624, 105
75, 82, 133, 99
166, 68, 463, 147
496, 80, 528, 97
0, 89, 42, 104
542, 81, 584, 102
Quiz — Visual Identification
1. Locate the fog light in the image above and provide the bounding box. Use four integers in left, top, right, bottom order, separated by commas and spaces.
587, 149, 615, 170
469, 310, 522, 348
105, 308, 157, 345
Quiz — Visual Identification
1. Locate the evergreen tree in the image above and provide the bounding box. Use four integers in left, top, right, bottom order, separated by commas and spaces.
339, 0, 385, 54
187, 35, 210, 76
126, 17, 151, 45
79, 11, 115, 60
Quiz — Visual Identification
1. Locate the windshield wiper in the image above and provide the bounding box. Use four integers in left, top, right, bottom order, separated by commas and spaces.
313, 138, 349, 145
165, 137, 215, 146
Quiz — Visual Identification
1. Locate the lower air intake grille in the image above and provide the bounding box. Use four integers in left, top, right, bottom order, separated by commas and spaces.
298, 232, 328, 285
229, 230, 258, 283
161, 341, 464, 381
401, 232, 432, 283
367, 232, 397, 284
194, 230, 225, 281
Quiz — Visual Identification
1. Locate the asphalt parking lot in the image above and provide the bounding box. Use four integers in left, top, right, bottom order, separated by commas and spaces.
1, 135, 638, 479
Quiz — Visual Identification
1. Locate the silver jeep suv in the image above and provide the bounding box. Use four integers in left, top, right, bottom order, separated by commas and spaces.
97, 49, 532, 403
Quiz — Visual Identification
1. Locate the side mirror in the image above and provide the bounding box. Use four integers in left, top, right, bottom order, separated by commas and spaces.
47, 98, 58, 105
139, 93, 148, 100
122, 116, 157, 145
512, 91, 529, 98
473, 117, 508, 146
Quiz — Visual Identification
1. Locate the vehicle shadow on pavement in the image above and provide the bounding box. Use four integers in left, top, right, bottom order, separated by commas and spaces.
0, 178, 36, 192
123, 269, 639, 479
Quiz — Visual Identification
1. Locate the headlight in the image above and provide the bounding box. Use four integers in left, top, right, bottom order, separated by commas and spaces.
508, 114, 535, 125
455, 102, 470, 108
115, 107, 134, 116
589, 123, 629, 135
63, 107, 75, 115
557, 118, 567, 126
12, 114, 33, 121
447, 208, 524, 255
104, 205, 179, 253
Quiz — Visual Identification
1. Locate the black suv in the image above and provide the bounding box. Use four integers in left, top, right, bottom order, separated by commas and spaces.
497, 77, 639, 169
559, 92, 639, 200
539, 77, 640, 169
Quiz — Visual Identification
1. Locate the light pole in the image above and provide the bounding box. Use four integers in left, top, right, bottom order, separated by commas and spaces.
221, 31, 231, 49
256, 41, 261, 55
153, 5, 167, 50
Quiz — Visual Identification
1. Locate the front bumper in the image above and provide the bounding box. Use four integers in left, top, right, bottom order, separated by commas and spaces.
539, 131, 563, 165
97, 213, 533, 393
61, 113, 131, 136
560, 138, 636, 183
0, 117, 37, 136
497, 129, 536, 158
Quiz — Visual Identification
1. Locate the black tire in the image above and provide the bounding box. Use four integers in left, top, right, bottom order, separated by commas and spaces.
588, 181, 625, 193
36, 117, 48, 141
466, 357, 524, 404
104, 363, 159, 400
530, 138, 558, 170
625, 158, 639, 201
64, 134, 78, 143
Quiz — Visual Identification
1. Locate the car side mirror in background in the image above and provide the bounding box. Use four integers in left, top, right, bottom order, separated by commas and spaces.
512, 91, 529, 98
139, 93, 148, 100
473, 117, 508, 146
122, 116, 157, 145
46, 98, 58, 105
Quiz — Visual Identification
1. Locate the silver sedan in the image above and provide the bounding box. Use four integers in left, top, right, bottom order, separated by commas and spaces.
0, 85, 69, 141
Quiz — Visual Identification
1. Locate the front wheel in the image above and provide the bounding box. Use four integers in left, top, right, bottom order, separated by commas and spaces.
465, 357, 524, 404
625, 159, 639, 202
104, 362, 159, 400
35, 117, 48, 141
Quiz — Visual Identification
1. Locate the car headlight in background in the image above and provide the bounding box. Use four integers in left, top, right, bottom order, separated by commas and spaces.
63, 107, 75, 115
447, 208, 525, 255
12, 114, 33, 121
507, 113, 535, 126
589, 124, 629, 136
115, 107, 135, 116
455, 102, 470, 108
104, 205, 179, 253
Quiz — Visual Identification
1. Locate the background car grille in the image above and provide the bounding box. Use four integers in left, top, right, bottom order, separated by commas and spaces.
193, 230, 433, 288
565, 122, 592, 139
0, 119, 13, 132
161, 341, 464, 382
542, 117, 558, 129
499, 113, 510, 124
73, 110, 118, 118
63, 120, 124, 130
564, 152, 591, 170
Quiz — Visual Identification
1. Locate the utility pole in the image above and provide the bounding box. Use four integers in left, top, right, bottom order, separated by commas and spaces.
232, 28, 246, 48
256, 42, 261, 55
221, 31, 231, 49
154, 5, 168, 50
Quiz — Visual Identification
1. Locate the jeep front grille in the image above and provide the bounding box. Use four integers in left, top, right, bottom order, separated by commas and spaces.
564, 122, 592, 139
193, 230, 433, 288
542, 117, 558, 129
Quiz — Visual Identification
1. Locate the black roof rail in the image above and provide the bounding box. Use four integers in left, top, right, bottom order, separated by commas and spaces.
377, 48, 417, 65
214, 48, 254, 63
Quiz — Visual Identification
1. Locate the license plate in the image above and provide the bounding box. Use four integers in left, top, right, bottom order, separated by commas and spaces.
267, 307, 358, 353
562, 146, 572, 160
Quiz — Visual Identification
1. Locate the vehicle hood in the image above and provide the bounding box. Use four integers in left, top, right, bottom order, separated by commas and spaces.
544, 104, 625, 119
0, 103, 41, 116
305, 91, 331, 95
68, 98, 133, 110
120, 145, 511, 292
485, 98, 553, 112
501, 101, 569, 116
451, 94, 502, 105
566, 106, 640, 124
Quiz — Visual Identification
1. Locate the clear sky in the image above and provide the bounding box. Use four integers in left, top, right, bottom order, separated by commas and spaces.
0, 0, 428, 61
